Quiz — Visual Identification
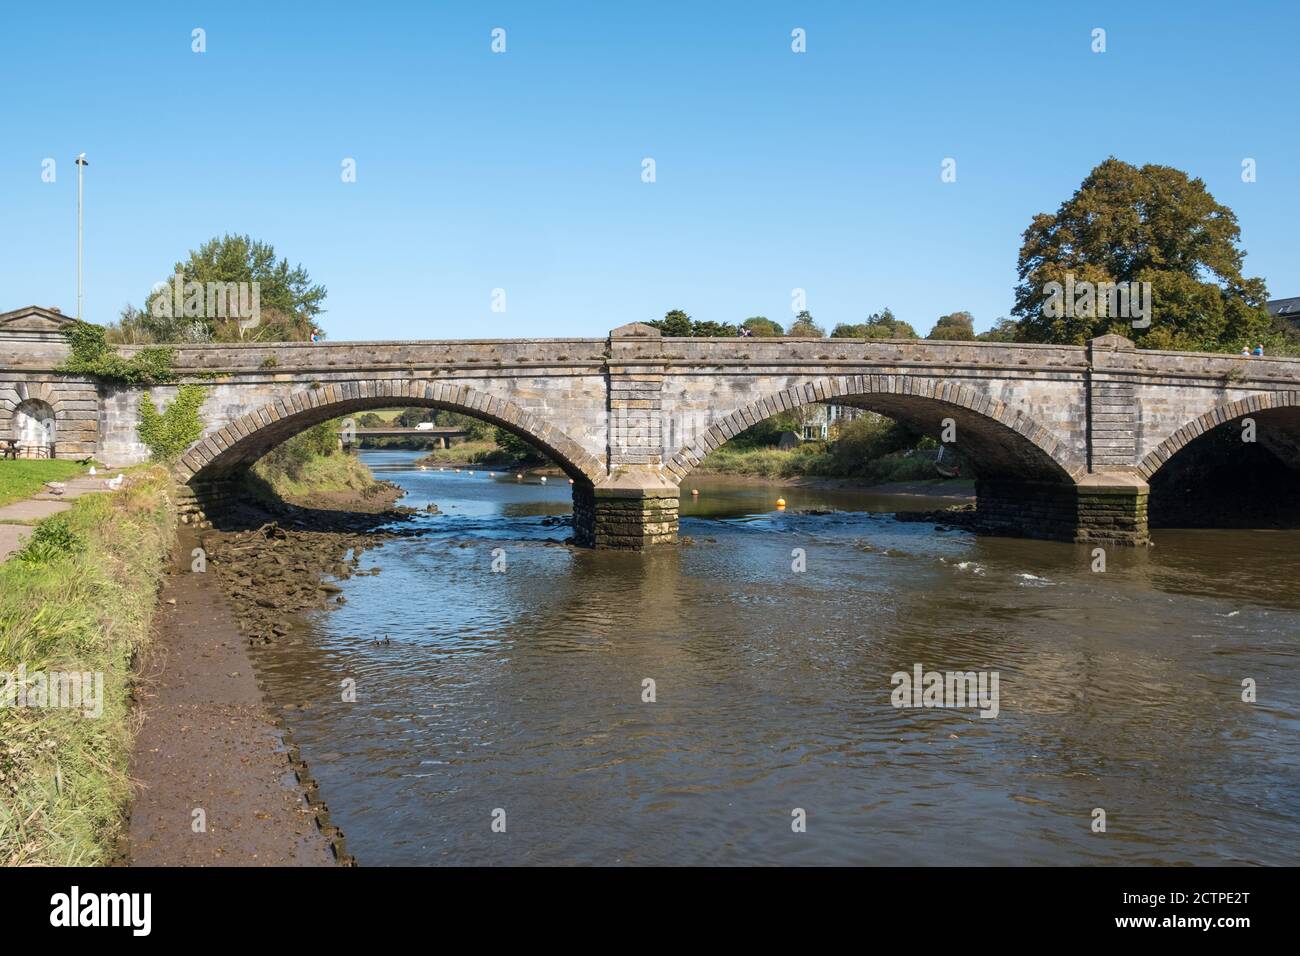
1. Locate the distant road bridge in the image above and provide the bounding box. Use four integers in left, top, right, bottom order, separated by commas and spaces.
5, 306, 1300, 549
348, 426, 469, 448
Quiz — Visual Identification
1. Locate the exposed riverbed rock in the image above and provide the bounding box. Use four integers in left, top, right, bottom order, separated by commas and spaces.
198, 483, 418, 647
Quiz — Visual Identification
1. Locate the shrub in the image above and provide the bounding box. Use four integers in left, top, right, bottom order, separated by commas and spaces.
17, 515, 86, 563
59, 322, 177, 385
137, 385, 207, 460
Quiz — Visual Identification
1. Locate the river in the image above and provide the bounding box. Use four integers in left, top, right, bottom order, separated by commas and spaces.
251, 449, 1300, 865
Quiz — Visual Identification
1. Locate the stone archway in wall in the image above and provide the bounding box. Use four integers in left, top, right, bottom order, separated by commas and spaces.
664, 374, 1084, 484
174, 378, 606, 489
14, 398, 56, 459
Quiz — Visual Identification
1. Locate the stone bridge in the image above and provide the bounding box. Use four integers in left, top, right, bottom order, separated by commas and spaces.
4, 306, 1300, 548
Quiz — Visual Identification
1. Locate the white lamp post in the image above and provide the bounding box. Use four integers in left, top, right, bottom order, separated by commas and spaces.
75, 153, 88, 320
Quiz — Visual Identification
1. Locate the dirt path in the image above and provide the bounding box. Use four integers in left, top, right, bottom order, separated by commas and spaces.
126, 528, 338, 867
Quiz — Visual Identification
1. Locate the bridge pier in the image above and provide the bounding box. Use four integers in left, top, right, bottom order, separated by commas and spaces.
976, 474, 1149, 546
572, 469, 679, 549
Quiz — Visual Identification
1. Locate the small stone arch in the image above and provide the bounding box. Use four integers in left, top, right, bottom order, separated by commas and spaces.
1137, 391, 1300, 480
665, 374, 1084, 483
13, 398, 57, 458
174, 378, 606, 486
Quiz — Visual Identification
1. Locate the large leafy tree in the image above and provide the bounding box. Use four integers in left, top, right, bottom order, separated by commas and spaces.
831, 307, 919, 339
1012, 158, 1275, 351
741, 316, 783, 336
927, 311, 976, 340
647, 310, 739, 337
109, 234, 327, 344
786, 310, 825, 337
976, 317, 1019, 342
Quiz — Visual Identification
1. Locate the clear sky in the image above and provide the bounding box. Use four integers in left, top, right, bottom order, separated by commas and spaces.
2, 0, 1296, 340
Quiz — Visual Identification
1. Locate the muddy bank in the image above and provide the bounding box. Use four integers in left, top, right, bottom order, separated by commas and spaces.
128, 479, 414, 866
200, 485, 413, 649
127, 526, 338, 866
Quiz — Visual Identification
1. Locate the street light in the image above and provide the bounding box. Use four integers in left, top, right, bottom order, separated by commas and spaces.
75, 153, 88, 320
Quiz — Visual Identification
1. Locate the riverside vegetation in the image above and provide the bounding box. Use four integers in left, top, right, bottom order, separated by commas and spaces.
0, 468, 175, 865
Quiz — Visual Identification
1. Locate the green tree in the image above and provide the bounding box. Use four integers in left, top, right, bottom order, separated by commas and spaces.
786, 311, 825, 337
647, 310, 740, 337
742, 316, 783, 336
1013, 158, 1277, 352
649, 309, 693, 336
111, 234, 327, 344
396, 407, 432, 428
927, 311, 976, 340
833, 308, 918, 339
493, 427, 546, 463
689, 320, 739, 337
976, 317, 1019, 342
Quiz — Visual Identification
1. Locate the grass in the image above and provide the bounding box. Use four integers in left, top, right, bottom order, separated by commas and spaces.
695, 443, 941, 485
415, 440, 514, 467
0, 467, 175, 866
0, 460, 88, 507
250, 448, 379, 499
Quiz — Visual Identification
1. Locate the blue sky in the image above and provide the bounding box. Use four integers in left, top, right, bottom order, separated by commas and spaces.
2, 1, 1296, 339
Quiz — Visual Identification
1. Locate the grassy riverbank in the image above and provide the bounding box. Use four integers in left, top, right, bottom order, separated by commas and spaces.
693, 443, 939, 484
249, 420, 385, 501
0, 467, 175, 866
0, 459, 88, 508
415, 439, 512, 467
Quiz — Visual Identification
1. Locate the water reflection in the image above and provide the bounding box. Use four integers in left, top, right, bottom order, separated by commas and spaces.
251, 451, 1300, 865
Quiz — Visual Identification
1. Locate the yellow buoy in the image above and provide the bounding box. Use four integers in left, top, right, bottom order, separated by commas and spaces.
776, 497, 787, 508
516, 473, 523, 480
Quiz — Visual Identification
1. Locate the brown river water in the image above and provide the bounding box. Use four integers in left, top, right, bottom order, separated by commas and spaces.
251, 450, 1300, 865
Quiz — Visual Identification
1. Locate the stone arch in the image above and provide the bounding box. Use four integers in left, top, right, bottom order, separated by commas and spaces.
665, 374, 1083, 483
1137, 391, 1300, 480
174, 378, 605, 486
13, 398, 56, 458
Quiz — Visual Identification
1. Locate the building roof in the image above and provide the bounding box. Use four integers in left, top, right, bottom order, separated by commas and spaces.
0, 305, 77, 333
1267, 297, 1300, 320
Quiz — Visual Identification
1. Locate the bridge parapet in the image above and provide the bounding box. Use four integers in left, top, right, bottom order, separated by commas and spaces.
5, 310, 1300, 549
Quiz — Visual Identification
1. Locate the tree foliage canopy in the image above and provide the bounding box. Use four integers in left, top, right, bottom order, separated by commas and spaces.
647, 310, 740, 337
831, 308, 919, 340
786, 311, 824, 337
927, 311, 976, 341
741, 316, 783, 336
1012, 158, 1276, 352
108, 234, 327, 345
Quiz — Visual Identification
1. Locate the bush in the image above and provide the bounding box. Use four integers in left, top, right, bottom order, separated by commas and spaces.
136, 385, 207, 461
253, 419, 340, 484
59, 322, 177, 385
493, 427, 547, 464
16, 515, 86, 563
